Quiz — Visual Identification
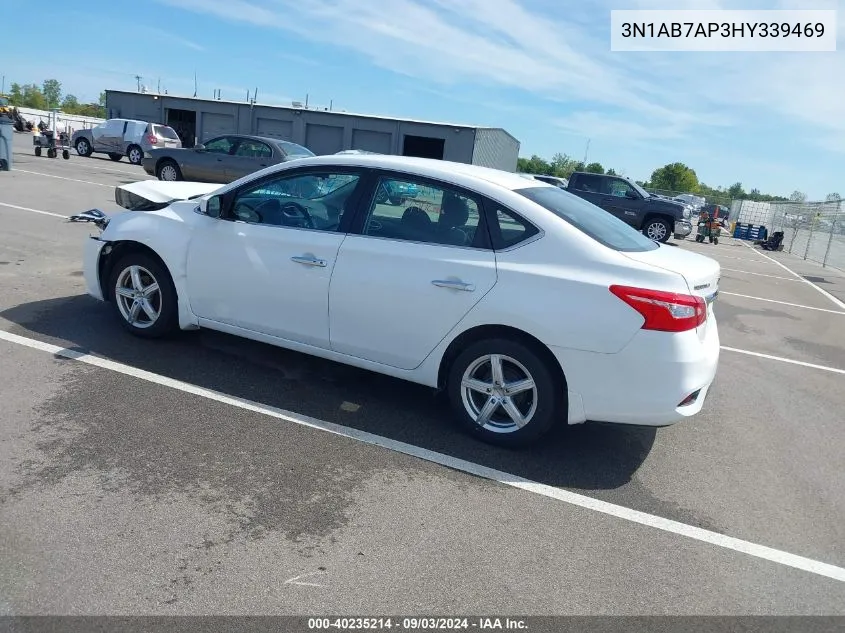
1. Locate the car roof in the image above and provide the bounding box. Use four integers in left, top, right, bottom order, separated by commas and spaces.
278, 154, 551, 192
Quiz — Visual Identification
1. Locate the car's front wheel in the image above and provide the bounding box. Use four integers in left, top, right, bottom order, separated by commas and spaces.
108, 253, 179, 338
643, 217, 672, 243
447, 338, 562, 447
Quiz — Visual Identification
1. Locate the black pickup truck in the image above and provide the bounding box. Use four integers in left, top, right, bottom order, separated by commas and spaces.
564, 171, 692, 243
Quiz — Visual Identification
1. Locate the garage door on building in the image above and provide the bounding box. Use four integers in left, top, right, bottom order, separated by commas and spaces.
352, 129, 392, 154
201, 113, 236, 142
305, 124, 344, 155
256, 117, 293, 140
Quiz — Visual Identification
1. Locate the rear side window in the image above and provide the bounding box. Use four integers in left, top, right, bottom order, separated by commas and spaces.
569, 174, 604, 193
517, 186, 659, 252
486, 204, 539, 250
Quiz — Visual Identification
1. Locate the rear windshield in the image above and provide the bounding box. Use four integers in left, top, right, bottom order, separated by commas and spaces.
154, 125, 180, 140
516, 186, 659, 252
278, 140, 315, 158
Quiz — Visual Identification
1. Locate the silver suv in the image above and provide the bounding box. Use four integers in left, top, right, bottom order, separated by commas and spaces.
72, 118, 182, 165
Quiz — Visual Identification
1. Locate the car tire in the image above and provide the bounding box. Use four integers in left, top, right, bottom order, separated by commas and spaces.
127, 145, 143, 165
157, 159, 183, 181
108, 153, 123, 161
643, 217, 672, 243
446, 338, 563, 448
75, 138, 92, 157
62, 150, 70, 160
34, 146, 41, 157
108, 252, 179, 339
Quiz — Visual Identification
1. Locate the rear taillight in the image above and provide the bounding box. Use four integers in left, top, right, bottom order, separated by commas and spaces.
146, 134, 158, 145
610, 285, 706, 332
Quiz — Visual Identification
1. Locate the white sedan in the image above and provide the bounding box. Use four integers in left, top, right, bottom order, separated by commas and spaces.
81, 154, 721, 447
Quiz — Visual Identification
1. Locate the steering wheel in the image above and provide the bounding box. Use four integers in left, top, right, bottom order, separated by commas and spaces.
280, 201, 314, 229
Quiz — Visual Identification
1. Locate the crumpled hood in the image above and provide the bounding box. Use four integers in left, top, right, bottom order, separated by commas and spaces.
114, 180, 223, 209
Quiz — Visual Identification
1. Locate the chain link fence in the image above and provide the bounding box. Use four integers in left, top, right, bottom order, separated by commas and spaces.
642, 187, 733, 208
732, 199, 845, 271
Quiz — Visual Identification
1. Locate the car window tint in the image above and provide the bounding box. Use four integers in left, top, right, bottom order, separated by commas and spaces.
230, 172, 360, 232
517, 186, 659, 252
235, 140, 273, 158
571, 174, 603, 193
487, 205, 539, 249
204, 137, 235, 154
606, 178, 635, 197
362, 177, 482, 248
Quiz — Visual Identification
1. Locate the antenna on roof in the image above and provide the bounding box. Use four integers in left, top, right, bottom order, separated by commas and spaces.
582, 138, 590, 165
134, 75, 142, 92
193, 71, 197, 98
253, 87, 258, 104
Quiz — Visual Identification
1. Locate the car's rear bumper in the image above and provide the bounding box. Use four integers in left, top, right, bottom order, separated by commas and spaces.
83, 236, 107, 301
551, 307, 720, 426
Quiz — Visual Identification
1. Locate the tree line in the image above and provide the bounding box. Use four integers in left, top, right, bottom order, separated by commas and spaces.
3, 78, 106, 118
517, 153, 840, 205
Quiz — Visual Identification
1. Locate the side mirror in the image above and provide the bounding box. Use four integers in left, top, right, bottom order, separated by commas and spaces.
201, 195, 222, 218
194, 143, 206, 151
625, 190, 639, 200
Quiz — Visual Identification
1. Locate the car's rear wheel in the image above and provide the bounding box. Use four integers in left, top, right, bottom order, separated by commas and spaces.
108, 253, 179, 339
127, 145, 143, 165
157, 159, 182, 181
643, 217, 672, 243
75, 138, 92, 156
108, 153, 123, 161
447, 338, 562, 447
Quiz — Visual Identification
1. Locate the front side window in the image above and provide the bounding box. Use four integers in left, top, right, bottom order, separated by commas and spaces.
230, 171, 361, 232
516, 186, 659, 252
235, 140, 273, 158
362, 177, 482, 248
605, 178, 637, 198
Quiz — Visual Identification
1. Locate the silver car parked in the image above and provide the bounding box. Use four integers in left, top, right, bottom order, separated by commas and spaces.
72, 118, 182, 165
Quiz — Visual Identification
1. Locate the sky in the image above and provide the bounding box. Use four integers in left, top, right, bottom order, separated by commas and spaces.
2, 0, 843, 199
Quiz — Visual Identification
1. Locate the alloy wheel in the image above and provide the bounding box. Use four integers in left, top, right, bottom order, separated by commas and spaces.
114, 265, 162, 329
460, 353, 538, 433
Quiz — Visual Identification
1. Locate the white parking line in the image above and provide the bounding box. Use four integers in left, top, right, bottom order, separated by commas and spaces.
1, 328, 844, 583
740, 242, 845, 312
0, 201, 68, 219
721, 268, 801, 282
721, 346, 845, 375
719, 292, 845, 315
13, 168, 116, 188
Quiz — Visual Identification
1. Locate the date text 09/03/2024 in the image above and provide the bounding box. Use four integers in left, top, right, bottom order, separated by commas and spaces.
620, 21, 826, 39
307, 617, 528, 630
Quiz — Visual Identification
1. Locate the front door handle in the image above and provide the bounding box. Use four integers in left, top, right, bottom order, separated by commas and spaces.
291, 255, 327, 267
432, 279, 475, 292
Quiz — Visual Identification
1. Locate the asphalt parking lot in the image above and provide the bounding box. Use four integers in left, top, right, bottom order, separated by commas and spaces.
1, 131, 845, 616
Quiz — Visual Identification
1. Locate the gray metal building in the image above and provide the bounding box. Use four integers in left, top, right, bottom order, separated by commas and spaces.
105, 90, 520, 172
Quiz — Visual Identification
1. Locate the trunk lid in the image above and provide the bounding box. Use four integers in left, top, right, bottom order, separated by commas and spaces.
114, 180, 223, 210
621, 244, 721, 303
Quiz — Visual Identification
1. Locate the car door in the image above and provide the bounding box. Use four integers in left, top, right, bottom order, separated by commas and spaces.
601, 177, 645, 226
328, 173, 498, 370
93, 120, 121, 153
188, 136, 237, 182
226, 138, 274, 181
185, 167, 367, 348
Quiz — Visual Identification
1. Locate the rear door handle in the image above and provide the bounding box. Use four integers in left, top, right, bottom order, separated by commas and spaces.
291, 255, 327, 267
432, 279, 475, 292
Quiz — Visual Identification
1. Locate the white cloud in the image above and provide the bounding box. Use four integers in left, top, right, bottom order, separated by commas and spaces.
154, 0, 845, 154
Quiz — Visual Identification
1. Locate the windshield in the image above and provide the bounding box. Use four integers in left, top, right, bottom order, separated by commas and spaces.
516, 186, 659, 252
630, 180, 650, 198
0, 97, 9, 106
278, 140, 315, 158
